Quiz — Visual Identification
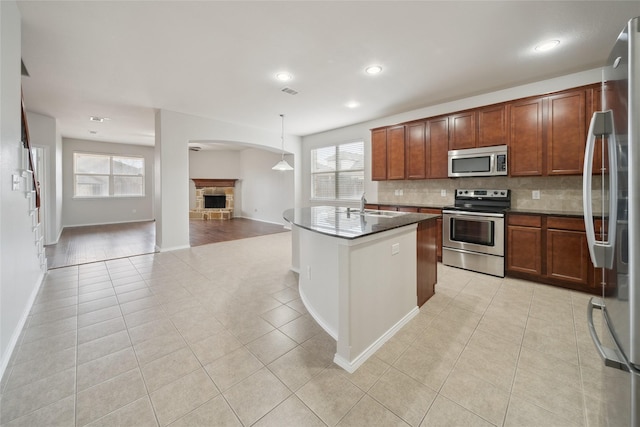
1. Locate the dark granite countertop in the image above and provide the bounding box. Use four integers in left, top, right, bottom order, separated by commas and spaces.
507, 209, 587, 217
283, 206, 440, 240
371, 202, 447, 210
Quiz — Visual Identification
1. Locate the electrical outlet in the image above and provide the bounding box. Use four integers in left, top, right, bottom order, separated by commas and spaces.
532, 190, 540, 200
391, 243, 400, 255
398, 189, 403, 196
441, 189, 447, 197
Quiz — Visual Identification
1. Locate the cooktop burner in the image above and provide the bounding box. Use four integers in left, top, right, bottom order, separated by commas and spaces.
445, 188, 511, 213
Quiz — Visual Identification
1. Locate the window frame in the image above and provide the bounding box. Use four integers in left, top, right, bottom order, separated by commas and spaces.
310, 140, 364, 201
73, 152, 146, 199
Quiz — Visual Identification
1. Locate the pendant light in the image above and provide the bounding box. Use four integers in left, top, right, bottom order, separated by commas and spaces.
272, 114, 293, 171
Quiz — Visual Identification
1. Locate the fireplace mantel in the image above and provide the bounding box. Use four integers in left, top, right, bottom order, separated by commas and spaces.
192, 179, 237, 189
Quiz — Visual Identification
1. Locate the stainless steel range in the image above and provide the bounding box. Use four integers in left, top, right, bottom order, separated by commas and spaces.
442, 189, 511, 277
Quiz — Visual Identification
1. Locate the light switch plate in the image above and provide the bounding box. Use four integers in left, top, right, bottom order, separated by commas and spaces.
441, 189, 447, 197
532, 190, 540, 200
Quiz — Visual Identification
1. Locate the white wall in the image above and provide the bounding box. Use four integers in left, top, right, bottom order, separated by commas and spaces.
301, 68, 603, 205
0, 0, 46, 378
62, 138, 155, 227
240, 149, 294, 225
155, 109, 301, 251
26, 111, 63, 244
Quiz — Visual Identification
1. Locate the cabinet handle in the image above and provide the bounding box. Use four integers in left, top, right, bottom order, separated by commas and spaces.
582, 110, 618, 269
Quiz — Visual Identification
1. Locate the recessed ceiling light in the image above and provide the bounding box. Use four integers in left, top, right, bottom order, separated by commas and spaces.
89, 116, 110, 122
365, 65, 383, 75
534, 40, 560, 52
276, 72, 292, 82
346, 101, 360, 109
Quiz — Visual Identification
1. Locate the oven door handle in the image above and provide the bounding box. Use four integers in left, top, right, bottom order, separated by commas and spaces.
442, 210, 504, 218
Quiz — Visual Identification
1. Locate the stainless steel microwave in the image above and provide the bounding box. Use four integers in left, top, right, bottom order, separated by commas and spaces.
447, 145, 508, 178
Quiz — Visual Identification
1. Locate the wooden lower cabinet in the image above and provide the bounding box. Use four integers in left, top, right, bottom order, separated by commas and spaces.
545, 228, 589, 285
507, 224, 542, 275
419, 208, 442, 261
417, 219, 438, 306
507, 214, 601, 294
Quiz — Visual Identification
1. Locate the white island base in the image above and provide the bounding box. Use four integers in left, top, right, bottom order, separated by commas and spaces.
296, 224, 419, 373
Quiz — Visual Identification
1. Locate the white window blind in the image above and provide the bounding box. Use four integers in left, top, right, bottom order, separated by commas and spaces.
311, 141, 364, 200
74, 153, 145, 198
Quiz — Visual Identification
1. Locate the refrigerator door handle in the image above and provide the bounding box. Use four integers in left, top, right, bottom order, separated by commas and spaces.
582, 110, 618, 269
587, 297, 629, 372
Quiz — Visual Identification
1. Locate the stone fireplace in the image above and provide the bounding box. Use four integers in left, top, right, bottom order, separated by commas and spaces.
189, 179, 237, 220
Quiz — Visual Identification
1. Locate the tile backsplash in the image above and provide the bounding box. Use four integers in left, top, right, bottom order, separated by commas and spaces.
377, 175, 600, 213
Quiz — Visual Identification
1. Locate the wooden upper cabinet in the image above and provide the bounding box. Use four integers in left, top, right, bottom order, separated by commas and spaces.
477, 104, 508, 147
546, 89, 586, 175
448, 111, 477, 150
371, 128, 387, 181
510, 97, 544, 176
387, 125, 406, 180
406, 122, 426, 179
426, 117, 449, 178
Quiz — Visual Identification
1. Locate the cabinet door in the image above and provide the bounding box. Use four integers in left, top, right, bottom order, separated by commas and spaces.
507, 225, 542, 275
387, 125, 406, 180
510, 97, 544, 176
371, 128, 387, 181
547, 90, 586, 175
406, 122, 426, 179
427, 117, 449, 178
477, 104, 508, 147
449, 111, 477, 150
546, 229, 589, 285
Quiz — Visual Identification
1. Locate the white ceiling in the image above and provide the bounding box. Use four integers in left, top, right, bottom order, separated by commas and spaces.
18, 1, 640, 147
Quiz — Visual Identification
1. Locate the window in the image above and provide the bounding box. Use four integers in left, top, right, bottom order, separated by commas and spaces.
74, 153, 145, 197
311, 141, 364, 200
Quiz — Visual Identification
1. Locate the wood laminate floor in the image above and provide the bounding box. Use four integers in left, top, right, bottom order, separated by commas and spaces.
45, 218, 289, 269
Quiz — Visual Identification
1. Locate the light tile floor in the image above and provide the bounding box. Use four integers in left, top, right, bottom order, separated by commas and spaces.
0, 232, 607, 426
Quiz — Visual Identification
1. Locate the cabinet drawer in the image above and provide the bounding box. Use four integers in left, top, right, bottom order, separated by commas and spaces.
419, 208, 442, 215
508, 214, 542, 227
397, 206, 419, 213
378, 205, 398, 211
547, 216, 585, 232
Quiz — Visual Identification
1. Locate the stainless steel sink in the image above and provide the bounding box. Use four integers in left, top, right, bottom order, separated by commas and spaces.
341, 209, 408, 218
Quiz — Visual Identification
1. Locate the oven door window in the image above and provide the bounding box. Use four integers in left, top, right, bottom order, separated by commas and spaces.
450, 217, 495, 247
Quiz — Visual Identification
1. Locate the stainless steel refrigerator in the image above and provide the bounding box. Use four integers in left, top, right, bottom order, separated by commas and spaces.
583, 16, 639, 427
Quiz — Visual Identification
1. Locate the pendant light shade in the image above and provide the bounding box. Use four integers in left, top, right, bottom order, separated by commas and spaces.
272, 114, 293, 171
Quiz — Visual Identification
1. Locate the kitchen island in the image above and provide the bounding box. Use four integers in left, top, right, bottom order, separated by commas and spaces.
283, 206, 439, 373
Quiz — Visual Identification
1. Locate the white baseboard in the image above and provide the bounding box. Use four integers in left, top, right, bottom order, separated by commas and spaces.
235, 215, 286, 227
333, 306, 419, 373
155, 244, 190, 252
62, 218, 155, 228
0, 270, 46, 381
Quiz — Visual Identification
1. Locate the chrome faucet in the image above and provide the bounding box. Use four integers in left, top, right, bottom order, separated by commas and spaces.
360, 193, 367, 213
